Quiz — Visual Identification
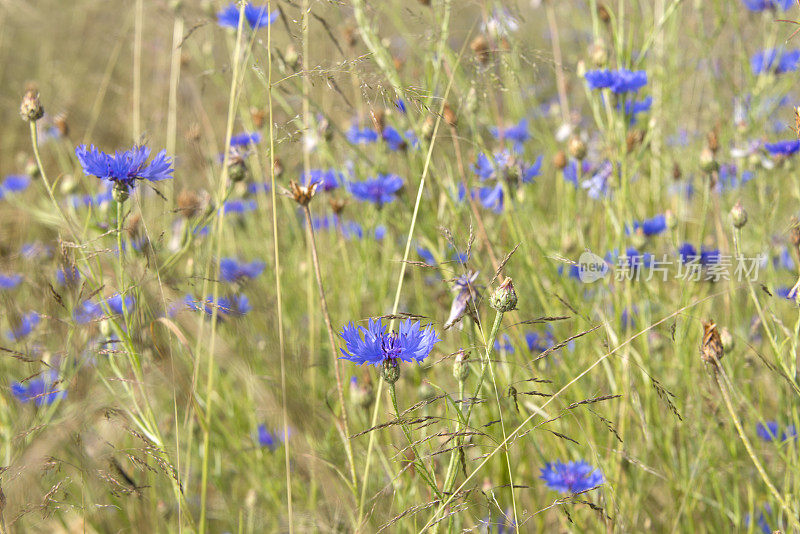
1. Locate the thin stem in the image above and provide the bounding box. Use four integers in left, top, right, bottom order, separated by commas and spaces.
714, 369, 800, 530
301, 205, 357, 491
267, 2, 295, 530
388, 381, 442, 499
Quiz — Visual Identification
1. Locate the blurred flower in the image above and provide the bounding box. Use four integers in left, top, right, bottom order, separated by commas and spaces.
494, 333, 514, 353
217, 3, 279, 30
220, 258, 265, 283
301, 169, 342, 192
678, 243, 720, 265
346, 124, 379, 144
223, 199, 257, 214
756, 421, 781, 441
349, 174, 403, 206
618, 96, 652, 124
74, 294, 136, 324
540, 460, 604, 493
6, 312, 40, 341
257, 424, 287, 450
229, 131, 262, 147
0, 273, 22, 289
382, 126, 408, 151
477, 183, 504, 213
75, 145, 173, 190
185, 294, 251, 318
765, 139, 800, 156
11, 370, 66, 406
742, 0, 793, 10
751, 49, 800, 74
629, 214, 667, 236
717, 164, 754, 191
0, 174, 31, 195
56, 265, 81, 286
582, 161, 614, 199
490, 118, 530, 152
417, 247, 436, 265
526, 328, 556, 353
338, 318, 440, 366
585, 69, 647, 93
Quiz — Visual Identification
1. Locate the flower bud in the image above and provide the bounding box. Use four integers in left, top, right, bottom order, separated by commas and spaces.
418, 381, 435, 400
730, 201, 747, 229
453, 350, 470, 382
552, 150, 568, 170
568, 136, 587, 160
381, 358, 400, 384
489, 277, 517, 312
589, 40, 608, 68
228, 159, 248, 183
20, 89, 44, 122
720, 327, 734, 354
699, 147, 718, 174
112, 182, 130, 203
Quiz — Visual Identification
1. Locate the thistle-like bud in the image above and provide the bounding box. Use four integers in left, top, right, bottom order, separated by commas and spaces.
112, 182, 130, 203
250, 107, 266, 129
228, 159, 248, 183
443, 103, 458, 128
329, 197, 347, 216
421, 116, 435, 140
284, 44, 300, 71
730, 201, 748, 229
177, 189, 203, 219
453, 350, 470, 382
568, 136, 587, 160
25, 158, 40, 179
20, 89, 44, 122
553, 150, 568, 170
382, 358, 400, 384
699, 147, 718, 174
720, 327, 734, 354
597, 3, 611, 24
470, 35, 491, 64
489, 277, 517, 312
701, 320, 724, 366
418, 381, 435, 400
589, 39, 608, 68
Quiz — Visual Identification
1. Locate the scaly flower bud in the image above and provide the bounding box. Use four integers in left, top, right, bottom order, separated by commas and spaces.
489, 277, 517, 312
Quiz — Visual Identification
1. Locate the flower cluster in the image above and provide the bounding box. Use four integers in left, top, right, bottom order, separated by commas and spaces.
11, 370, 66, 406
217, 3, 279, 30
585, 69, 647, 93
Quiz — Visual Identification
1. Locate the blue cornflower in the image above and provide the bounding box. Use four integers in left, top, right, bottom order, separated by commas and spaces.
11, 370, 66, 406
301, 169, 342, 192
717, 164, 754, 191
56, 265, 81, 286
20, 242, 49, 260
563, 161, 579, 187
0, 273, 22, 289
74, 294, 135, 324
374, 225, 387, 240
217, 3, 279, 29
742, 0, 793, 10
490, 118, 530, 152
585, 69, 647, 93
494, 334, 515, 354
6, 312, 40, 342
185, 294, 251, 318
582, 161, 614, 199
629, 214, 667, 237
339, 318, 440, 366
757, 421, 781, 441
765, 139, 800, 156
678, 243, 720, 266
773, 246, 795, 270
417, 247, 436, 265
349, 174, 404, 206
472, 152, 496, 180
526, 328, 556, 353
618, 96, 652, 124
220, 258, 265, 282
223, 199, 258, 214
1, 174, 31, 194
540, 460, 604, 494
382, 126, 408, 151
75, 145, 173, 190
257, 424, 285, 449
248, 182, 271, 194
478, 183, 504, 213
751, 49, 800, 74
395, 99, 407, 113
346, 124, 380, 144
230, 131, 262, 147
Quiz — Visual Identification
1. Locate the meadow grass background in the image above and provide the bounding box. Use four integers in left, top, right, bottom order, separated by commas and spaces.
1, 0, 800, 532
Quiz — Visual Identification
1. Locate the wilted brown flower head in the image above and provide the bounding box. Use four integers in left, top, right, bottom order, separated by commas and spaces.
20, 89, 44, 122
285, 180, 318, 206
701, 320, 724, 366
